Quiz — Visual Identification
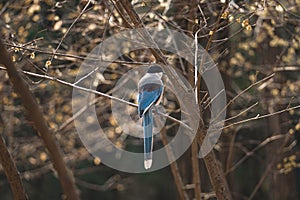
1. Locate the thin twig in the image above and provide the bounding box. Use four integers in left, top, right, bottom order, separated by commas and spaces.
204, 89, 225, 110
212, 73, 275, 124
50, 0, 92, 62
0, 66, 193, 132
192, 138, 201, 200
4, 42, 149, 65
226, 130, 237, 172
194, 29, 200, 104
225, 134, 286, 175
0, 1, 9, 16
224, 102, 259, 122
160, 127, 189, 200
55, 96, 101, 133
248, 134, 290, 200
222, 104, 300, 130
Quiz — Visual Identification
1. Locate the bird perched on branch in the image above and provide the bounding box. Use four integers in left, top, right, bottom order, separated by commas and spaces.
138, 65, 164, 169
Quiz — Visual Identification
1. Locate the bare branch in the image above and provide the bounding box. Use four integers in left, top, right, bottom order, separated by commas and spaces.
249, 134, 291, 199
111, 1, 232, 199
0, 134, 27, 200
50, 0, 93, 62
160, 127, 189, 200
225, 134, 286, 174
222, 104, 300, 130
0, 39, 80, 200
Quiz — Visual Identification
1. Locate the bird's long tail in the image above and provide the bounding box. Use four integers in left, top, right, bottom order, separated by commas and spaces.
143, 109, 153, 169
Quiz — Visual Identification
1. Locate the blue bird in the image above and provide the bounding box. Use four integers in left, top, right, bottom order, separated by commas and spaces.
138, 65, 164, 169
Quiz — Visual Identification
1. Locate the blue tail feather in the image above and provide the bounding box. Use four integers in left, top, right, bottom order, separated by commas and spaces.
143, 109, 153, 169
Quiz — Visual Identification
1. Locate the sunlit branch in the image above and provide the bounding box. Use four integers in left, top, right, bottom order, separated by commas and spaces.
0, 66, 193, 132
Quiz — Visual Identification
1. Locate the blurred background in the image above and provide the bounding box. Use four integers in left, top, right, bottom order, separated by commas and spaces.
0, 0, 300, 199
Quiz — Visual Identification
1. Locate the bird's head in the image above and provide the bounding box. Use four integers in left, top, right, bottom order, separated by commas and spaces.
147, 65, 164, 78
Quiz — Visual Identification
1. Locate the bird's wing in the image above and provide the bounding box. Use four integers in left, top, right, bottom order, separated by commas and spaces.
138, 84, 163, 117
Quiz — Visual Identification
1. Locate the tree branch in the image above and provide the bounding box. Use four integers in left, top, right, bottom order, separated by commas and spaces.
111, 1, 232, 199
1, 65, 195, 133
0, 39, 80, 200
0, 134, 27, 200
160, 128, 189, 200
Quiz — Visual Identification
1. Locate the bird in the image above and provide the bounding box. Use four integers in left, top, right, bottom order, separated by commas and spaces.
138, 65, 164, 169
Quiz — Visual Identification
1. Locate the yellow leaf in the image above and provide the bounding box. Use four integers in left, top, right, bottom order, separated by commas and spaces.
30, 52, 35, 59
28, 4, 41, 16
93, 157, 101, 165
40, 152, 47, 161
271, 88, 279, 96
242, 19, 249, 27
277, 163, 282, 169
221, 11, 229, 19
55, 113, 63, 123
12, 55, 16, 62
45, 60, 51, 67
54, 20, 62, 30
295, 123, 300, 130
275, 5, 284, 12
289, 155, 296, 161
245, 25, 252, 31
288, 129, 294, 135
32, 15, 40, 22
29, 157, 37, 165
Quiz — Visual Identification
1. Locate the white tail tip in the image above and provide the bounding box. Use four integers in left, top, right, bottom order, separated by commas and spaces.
144, 159, 152, 170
